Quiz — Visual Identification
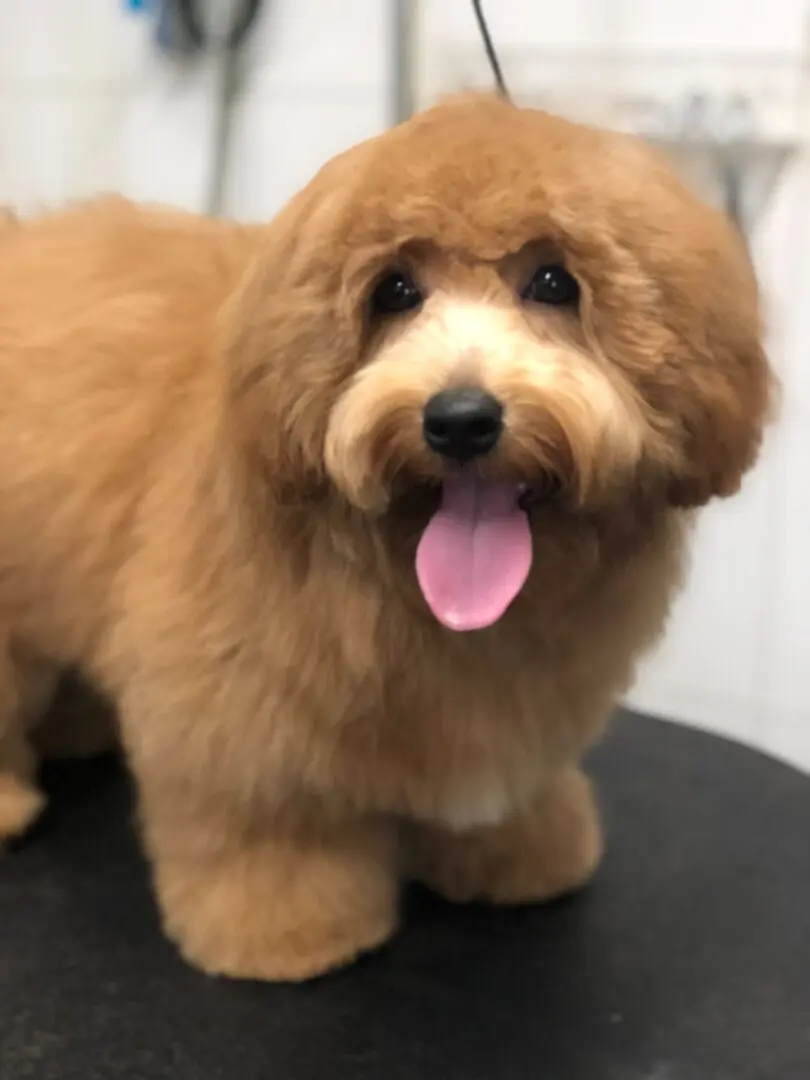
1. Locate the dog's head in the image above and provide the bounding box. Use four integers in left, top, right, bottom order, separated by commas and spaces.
226, 95, 773, 630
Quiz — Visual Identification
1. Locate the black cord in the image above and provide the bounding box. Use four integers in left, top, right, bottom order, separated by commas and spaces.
471, 0, 510, 100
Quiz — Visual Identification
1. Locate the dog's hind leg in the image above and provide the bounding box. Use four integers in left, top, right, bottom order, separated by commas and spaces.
0, 637, 58, 842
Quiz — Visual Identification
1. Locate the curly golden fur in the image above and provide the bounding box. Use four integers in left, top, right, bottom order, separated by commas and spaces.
0, 95, 772, 980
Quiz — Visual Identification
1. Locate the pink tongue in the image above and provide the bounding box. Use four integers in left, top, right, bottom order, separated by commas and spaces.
416, 474, 532, 631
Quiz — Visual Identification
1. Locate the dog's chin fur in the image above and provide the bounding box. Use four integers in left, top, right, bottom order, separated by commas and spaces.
0, 94, 773, 982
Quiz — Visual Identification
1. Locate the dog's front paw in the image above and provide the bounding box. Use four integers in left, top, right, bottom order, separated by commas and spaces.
152, 819, 398, 982
406, 768, 602, 905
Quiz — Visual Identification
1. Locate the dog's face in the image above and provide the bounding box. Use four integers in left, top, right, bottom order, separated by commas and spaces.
227, 95, 772, 630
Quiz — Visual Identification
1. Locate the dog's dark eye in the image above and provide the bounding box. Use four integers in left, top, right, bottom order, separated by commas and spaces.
522, 264, 580, 307
370, 270, 422, 316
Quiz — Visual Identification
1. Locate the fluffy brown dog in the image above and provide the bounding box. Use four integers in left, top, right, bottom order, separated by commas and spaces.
0, 94, 772, 981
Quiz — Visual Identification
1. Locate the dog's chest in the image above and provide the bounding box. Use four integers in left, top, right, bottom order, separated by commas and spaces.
354, 632, 551, 827
422, 772, 519, 831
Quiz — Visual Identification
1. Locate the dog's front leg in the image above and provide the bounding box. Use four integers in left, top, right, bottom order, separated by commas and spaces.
123, 711, 399, 982
404, 767, 603, 906
139, 790, 398, 981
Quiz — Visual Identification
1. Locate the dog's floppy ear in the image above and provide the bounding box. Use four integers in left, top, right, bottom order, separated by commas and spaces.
221, 256, 353, 488
631, 220, 776, 510
664, 279, 774, 509
218, 175, 365, 486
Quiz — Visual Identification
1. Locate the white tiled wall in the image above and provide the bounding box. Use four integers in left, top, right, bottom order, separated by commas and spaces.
218, 0, 391, 217
1, 1, 809, 771
0, 0, 390, 216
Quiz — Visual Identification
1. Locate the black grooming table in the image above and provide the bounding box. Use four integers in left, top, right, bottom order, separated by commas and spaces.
1, 682, 810, 1080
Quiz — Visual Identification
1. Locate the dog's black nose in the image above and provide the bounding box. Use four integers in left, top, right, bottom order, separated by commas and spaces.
423, 388, 504, 462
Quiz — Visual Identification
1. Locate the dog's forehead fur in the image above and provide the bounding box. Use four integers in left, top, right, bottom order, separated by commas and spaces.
284, 94, 742, 273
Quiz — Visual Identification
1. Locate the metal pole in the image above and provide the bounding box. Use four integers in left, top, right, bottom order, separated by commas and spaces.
390, 0, 417, 125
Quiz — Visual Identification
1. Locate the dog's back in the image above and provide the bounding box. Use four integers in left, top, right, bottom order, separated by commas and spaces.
0, 198, 258, 663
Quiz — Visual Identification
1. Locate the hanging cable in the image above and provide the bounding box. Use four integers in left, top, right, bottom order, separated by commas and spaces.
471, 0, 510, 101
153, 0, 263, 216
